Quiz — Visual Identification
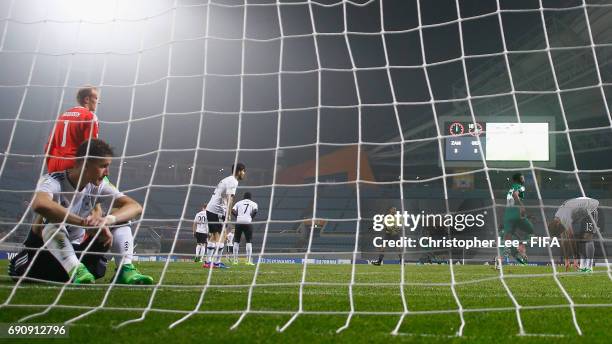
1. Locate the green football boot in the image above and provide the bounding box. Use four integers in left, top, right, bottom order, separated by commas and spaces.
117, 264, 154, 285
71, 263, 95, 284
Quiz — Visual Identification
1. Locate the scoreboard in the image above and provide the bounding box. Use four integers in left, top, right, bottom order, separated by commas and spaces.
442, 117, 554, 167
446, 121, 485, 161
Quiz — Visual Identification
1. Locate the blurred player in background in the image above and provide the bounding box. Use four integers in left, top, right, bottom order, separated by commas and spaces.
232, 192, 258, 265
371, 206, 402, 266
203, 163, 246, 269
224, 228, 234, 261
497, 173, 534, 268
192, 205, 208, 263
549, 197, 600, 273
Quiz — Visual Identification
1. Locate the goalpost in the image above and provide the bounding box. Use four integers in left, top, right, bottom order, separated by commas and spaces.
0, 0, 611, 338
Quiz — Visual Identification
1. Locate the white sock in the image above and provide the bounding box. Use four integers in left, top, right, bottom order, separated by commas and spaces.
206, 244, 215, 263
587, 258, 594, 269
195, 244, 201, 257
579, 258, 586, 269
42, 224, 79, 274
112, 226, 134, 266
233, 243, 239, 261
246, 243, 253, 263
215, 242, 224, 263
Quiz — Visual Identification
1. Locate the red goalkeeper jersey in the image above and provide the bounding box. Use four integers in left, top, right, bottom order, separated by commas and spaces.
44, 106, 99, 172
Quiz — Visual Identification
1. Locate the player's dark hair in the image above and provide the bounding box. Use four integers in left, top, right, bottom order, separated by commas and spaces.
243, 192, 252, 200
512, 173, 523, 183
232, 162, 246, 175
76, 86, 98, 106
76, 139, 114, 164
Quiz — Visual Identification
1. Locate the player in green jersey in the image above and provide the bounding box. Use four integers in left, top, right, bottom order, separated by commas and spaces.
497, 173, 534, 267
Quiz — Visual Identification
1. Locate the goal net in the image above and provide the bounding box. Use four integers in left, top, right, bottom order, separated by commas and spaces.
0, 0, 611, 338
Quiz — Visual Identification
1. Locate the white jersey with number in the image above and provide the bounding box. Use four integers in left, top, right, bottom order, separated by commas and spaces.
206, 175, 238, 216
233, 199, 258, 224
194, 210, 208, 234
36, 171, 124, 244
555, 197, 599, 231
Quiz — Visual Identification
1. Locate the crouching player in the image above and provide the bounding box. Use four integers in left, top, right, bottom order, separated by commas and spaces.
549, 197, 600, 273
9, 139, 153, 284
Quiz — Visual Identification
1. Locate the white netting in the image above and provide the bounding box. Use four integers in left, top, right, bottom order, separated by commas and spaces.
0, 0, 611, 337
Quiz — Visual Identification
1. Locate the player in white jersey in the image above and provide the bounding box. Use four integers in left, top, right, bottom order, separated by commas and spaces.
192, 205, 208, 263
548, 197, 600, 272
224, 229, 234, 260
9, 139, 153, 284
203, 163, 246, 269
231, 192, 258, 265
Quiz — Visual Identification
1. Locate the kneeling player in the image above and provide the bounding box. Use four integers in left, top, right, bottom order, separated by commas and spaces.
549, 197, 599, 273
9, 139, 153, 284
232, 192, 258, 265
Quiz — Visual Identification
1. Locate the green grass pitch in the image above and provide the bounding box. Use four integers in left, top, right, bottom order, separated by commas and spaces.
0, 261, 610, 343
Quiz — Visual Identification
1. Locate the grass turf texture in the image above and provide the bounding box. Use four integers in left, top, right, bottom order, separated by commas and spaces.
0, 261, 610, 343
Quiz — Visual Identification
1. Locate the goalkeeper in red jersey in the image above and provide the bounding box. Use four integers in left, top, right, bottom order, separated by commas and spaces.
45, 86, 100, 173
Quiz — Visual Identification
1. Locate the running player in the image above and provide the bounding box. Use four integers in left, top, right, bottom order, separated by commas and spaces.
203, 163, 246, 269
498, 173, 534, 267
192, 205, 208, 263
232, 192, 258, 265
10, 140, 153, 284
549, 197, 600, 273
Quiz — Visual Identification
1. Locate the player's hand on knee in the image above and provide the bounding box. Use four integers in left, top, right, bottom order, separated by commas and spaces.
99, 226, 113, 247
